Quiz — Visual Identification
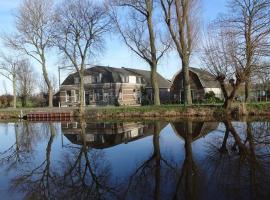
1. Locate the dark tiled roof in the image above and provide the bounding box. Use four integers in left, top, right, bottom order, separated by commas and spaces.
189, 67, 220, 88
61, 65, 171, 88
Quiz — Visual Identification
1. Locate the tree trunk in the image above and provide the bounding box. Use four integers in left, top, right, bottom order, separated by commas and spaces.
185, 120, 195, 200
153, 121, 161, 200
41, 53, 53, 107
79, 73, 85, 116
151, 63, 161, 106
182, 59, 192, 106
12, 75, 16, 109
146, 1, 160, 106
245, 80, 250, 103
21, 96, 27, 107
223, 97, 233, 111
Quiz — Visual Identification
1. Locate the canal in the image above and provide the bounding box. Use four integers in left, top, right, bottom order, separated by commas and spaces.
0, 118, 270, 199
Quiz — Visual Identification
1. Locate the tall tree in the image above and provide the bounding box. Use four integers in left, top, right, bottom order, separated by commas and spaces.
202, 0, 270, 111
111, 0, 171, 106
0, 54, 21, 108
53, 0, 111, 115
4, 0, 55, 107
224, 0, 270, 102
160, 0, 200, 105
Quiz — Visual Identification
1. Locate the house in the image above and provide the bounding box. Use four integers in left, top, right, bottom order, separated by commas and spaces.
170, 67, 222, 103
59, 65, 171, 107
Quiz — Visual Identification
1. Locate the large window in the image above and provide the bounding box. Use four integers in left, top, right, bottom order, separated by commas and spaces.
94, 89, 103, 101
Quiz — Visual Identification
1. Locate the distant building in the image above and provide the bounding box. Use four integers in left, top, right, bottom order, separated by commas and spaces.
250, 82, 270, 102
59, 65, 171, 107
170, 67, 222, 103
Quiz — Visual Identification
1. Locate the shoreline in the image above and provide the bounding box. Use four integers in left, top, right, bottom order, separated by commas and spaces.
1, 103, 270, 120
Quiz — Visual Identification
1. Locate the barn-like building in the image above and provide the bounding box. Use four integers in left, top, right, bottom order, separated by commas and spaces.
171, 67, 222, 103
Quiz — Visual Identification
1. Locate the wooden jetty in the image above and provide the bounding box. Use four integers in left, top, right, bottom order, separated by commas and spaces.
25, 112, 72, 122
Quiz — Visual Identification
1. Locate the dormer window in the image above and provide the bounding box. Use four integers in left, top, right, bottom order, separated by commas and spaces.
136, 77, 142, 84
74, 77, 80, 84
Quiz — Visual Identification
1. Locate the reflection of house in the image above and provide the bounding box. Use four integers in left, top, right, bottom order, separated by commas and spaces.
171, 67, 222, 103
59, 65, 171, 107
171, 121, 219, 141
62, 122, 168, 149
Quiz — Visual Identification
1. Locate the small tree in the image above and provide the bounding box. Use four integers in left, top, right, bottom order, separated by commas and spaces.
53, 0, 111, 115
0, 53, 22, 108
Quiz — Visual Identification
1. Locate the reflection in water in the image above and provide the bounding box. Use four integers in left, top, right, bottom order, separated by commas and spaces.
0, 119, 270, 199
62, 121, 159, 149
204, 119, 270, 200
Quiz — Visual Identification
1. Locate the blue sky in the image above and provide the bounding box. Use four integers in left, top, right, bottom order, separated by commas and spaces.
0, 0, 227, 94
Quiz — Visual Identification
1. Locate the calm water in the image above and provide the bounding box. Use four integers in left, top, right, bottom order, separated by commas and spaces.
0, 119, 270, 200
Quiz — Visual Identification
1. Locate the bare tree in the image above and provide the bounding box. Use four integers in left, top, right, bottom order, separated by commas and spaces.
0, 53, 21, 108
225, 0, 270, 102
201, 27, 241, 110
160, 0, 201, 105
17, 60, 36, 107
3, 0, 55, 107
111, 0, 171, 106
53, 0, 111, 115
202, 0, 270, 111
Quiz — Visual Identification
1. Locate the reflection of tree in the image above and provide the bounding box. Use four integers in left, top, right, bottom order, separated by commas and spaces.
11, 123, 56, 199
0, 122, 38, 170
56, 120, 120, 200
9, 120, 120, 199
123, 121, 174, 200
173, 121, 200, 200
204, 119, 270, 199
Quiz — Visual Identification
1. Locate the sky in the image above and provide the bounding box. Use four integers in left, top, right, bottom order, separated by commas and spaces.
0, 0, 227, 94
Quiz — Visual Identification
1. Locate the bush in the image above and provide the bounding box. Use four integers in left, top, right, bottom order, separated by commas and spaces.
204, 91, 222, 104
0, 95, 13, 108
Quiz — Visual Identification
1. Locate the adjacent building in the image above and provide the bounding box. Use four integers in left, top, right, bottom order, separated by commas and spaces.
59, 65, 171, 107
170, 67, 222, 103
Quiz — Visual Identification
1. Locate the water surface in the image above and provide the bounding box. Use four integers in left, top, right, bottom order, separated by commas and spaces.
0, 119, 270, 200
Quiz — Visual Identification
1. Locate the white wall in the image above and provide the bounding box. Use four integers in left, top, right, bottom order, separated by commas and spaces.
204, 88, 223, 99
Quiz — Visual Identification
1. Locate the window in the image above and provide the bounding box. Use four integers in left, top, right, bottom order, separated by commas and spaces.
89, 90, 94, 102
94, 89, 103, 101
84, 76, 92, 84
129, 76, 136, 83
136, 77, 142, 84
74, 77, 80, 84
97, 73, 102, 83
66, 91, 71, 102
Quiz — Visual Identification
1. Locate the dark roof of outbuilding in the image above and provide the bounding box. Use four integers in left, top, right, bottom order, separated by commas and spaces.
189, 67, 220, 88
171, 67, 220, 88
61, 65, 171, 88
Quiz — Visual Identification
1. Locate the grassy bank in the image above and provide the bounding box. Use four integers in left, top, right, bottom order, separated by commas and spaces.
1, 102, 270, 120
82, 104, 224, 119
